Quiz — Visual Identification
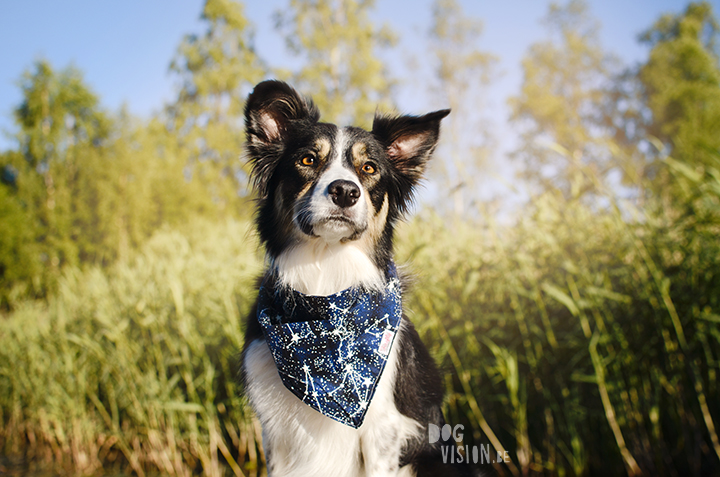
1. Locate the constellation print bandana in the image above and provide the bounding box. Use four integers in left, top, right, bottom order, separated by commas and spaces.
257, 262, 402, 428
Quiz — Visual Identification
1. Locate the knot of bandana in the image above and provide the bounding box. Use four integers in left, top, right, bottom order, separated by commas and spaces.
257, 262, 402, 428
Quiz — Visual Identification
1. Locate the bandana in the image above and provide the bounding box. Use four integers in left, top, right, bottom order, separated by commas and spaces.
257, 262, 402, 428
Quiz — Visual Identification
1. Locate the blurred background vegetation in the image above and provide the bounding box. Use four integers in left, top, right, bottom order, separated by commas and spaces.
1, 0, 720, 475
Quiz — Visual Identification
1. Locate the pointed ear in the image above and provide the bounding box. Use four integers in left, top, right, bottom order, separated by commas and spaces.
372, 109, 450, 185
244, 80, 319, 146
244, 80, 319, 198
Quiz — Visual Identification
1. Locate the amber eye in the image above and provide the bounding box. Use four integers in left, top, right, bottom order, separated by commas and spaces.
300, 155, 315, 167
361, 162, 376, 174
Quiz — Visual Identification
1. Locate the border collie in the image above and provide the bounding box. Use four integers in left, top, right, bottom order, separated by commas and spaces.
241, 80, 471, 477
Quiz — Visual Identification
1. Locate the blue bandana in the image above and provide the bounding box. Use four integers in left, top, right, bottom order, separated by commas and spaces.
257, 263, 402, 428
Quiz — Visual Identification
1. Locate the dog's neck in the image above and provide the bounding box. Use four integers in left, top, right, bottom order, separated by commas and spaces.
271, 239, 385, 296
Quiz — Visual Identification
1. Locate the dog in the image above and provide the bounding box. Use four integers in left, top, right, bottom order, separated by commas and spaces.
241, 80, 472, 477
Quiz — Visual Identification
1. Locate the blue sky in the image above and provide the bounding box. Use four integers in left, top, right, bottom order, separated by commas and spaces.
0, 0, 713, 205
1, 1, 706, 133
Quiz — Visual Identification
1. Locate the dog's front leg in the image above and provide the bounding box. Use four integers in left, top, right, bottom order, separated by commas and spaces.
358, 338, 422, 477
360, 426, 403, 476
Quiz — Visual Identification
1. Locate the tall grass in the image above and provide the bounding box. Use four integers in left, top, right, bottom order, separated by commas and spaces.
0, 220, 265, 476
395, 154, 720, 476
1, 157, 719, 475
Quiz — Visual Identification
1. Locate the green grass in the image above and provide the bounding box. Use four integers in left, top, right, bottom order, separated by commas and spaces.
394, 155, 720, 475
0, 220, 265, 476
2, 158, 720, 476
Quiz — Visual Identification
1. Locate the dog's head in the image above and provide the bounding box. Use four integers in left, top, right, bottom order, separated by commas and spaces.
245, 80, 449, 262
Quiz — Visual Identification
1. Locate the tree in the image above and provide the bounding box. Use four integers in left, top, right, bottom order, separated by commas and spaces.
275, 0, 396, 128
1, 57, 233, 307
639, 2, 720, 173
169, 0, 266, 210
426, 0, 497, 216
10, 61, 111, 278
0, 151, 42, 308
71, 111, 219, 264
509, 0, 618, 194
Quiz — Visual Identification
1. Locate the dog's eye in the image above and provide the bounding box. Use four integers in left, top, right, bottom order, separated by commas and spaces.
300, 155, 315, 167
361, 162, 376, 174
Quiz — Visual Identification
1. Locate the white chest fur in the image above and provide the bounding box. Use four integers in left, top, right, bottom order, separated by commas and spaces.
243, 319, 421, 477
272, 240, 385, 296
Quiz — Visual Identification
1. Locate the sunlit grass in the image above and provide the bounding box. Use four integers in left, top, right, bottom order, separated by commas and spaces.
1, 157, 719, 475
394, 154, 720, 475
0, 220, 265, 476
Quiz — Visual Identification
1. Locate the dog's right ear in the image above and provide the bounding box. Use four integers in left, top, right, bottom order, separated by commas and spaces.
372, 109, 450, 212
245, 80, 319, 146
244, 80, 320, 197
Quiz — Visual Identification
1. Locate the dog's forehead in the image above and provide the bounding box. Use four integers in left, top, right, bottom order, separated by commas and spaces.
341, 126, 374, 150
312, 126, 376, 162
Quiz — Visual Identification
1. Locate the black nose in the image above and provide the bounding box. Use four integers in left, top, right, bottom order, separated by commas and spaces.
328, 180, 360, 208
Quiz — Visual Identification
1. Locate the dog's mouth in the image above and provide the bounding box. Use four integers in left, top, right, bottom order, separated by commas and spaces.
320, 214, 355, 226
314, 213, 367, 241
293, 210, 367, 243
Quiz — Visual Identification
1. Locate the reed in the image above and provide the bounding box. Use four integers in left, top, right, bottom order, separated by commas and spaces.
0, 220, 265, 476
395, 153, 720, 475
1, 155, 719, 475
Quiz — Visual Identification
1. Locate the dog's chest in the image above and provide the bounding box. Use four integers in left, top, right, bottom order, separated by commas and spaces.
243, 322, 421, 477
273, 241, 385, 296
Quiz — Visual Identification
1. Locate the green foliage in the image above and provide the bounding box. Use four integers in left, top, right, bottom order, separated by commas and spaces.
0, 61, 112, 304
14, 60, 111, 170
639, 2, 720, 173
72, 113, 229, 264
601, 2, 720, 194
0, 58, 251, 308
509, 0, 619, 193
499, 3, 720, 472
394, 150, 720, 475
0, 156, 42, 306
2, 1, 720, 475
0, 219, 264, 476
169, 0, 266, 207
275, 0, 396, 128
3, 154, 720, 475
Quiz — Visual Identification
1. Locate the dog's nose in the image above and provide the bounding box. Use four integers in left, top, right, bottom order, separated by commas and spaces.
328, 180, 360, 208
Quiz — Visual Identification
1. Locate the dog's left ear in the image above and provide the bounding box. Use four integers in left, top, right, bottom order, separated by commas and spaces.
372, 109, 450, 187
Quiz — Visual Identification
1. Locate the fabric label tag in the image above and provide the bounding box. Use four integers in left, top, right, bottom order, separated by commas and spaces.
378, 329, 394, 357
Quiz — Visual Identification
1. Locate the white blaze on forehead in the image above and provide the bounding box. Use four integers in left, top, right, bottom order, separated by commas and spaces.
314, 128, 361, 195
